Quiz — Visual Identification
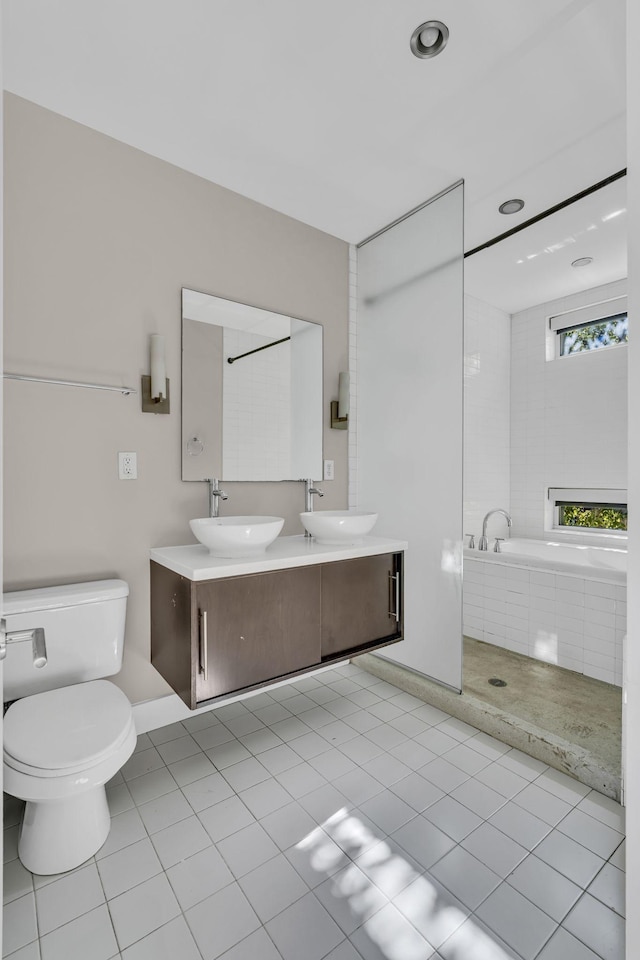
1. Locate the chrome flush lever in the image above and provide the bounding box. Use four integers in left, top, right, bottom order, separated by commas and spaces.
0, 622, 48, 667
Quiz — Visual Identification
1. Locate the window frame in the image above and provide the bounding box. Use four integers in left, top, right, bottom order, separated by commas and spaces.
546, 295, 628, 362
546, 487, 628, 537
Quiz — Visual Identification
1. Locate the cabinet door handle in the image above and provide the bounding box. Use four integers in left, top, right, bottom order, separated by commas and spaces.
388, 572, 400, 623
199, 609, 208, 681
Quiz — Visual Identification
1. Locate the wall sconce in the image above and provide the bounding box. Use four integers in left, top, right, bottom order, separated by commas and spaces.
330, 371, 349, 429
141, 334, 170, 414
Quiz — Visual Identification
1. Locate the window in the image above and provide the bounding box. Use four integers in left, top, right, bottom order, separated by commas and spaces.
558, 312, 628, 356
548, 488, 627, 533
548, 296, 628, 360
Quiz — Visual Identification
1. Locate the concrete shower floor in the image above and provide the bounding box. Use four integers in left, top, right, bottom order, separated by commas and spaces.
463, 637, 621, 784
358, 640, 622, 801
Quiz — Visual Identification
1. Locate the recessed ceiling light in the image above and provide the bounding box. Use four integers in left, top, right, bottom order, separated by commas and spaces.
410, 21, 449, 59
571, 257, 594, 268
499, 199, 525, 215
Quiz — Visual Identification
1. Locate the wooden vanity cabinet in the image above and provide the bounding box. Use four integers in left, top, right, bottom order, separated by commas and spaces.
151, 551, 403, 709
321, 553, 403, 657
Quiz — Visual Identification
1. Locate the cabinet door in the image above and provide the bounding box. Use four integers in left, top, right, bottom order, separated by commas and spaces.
194, 565, 321, 702
321, 553, 402, 658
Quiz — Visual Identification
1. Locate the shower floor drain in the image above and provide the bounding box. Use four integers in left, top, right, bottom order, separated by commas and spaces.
488, 677, 507, 687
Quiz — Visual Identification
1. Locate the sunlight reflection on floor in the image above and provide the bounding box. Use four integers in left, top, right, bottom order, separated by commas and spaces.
296, 808, 512, 960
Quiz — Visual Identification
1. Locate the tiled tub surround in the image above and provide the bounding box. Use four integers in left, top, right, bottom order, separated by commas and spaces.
3, 661, 625, 960
464, 539, 626, 686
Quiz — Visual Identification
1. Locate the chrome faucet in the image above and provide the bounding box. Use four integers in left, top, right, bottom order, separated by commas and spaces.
478, 509, 512, 551
208, 478, 228, 518
302, 478, 323, 536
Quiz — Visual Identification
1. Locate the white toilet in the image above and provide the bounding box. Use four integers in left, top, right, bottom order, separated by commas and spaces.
2, 579, 136, 875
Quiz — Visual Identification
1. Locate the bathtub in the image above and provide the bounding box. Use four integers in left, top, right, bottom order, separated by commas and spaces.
463, 537, 626, 686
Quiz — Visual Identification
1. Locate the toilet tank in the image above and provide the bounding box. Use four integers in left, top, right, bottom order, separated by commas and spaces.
2, 580, 129, 701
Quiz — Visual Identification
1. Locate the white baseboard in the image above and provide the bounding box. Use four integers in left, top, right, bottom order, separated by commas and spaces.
132, 661, 348, 734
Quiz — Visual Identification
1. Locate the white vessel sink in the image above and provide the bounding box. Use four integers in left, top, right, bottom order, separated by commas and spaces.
300, 510, 378, 545
190, 516, 285, 558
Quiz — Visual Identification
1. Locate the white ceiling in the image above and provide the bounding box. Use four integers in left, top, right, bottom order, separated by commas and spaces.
465, 177, 627, 313
3, 0, 626, 256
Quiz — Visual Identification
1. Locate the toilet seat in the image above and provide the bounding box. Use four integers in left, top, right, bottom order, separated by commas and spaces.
3, 679, 134, 775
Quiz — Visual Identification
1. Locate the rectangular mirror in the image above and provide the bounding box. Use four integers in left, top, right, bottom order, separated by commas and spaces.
182, 288, 323, 481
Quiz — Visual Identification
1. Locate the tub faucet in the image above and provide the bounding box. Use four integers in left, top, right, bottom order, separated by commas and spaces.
208, 478, 228, 518
479, 509, 512, 551
302, 478, 323, 537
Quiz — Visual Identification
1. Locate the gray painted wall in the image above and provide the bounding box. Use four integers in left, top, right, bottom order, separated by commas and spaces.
3, 93, 349, 705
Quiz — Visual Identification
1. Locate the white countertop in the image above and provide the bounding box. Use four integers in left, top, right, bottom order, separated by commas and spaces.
150, 535, 407, 581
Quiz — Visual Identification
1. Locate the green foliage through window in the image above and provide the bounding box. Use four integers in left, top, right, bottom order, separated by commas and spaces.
557, 502, 627, 530
559, 313, 628, 356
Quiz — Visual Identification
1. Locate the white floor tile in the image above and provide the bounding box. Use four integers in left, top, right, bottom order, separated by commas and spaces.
506, 854, 582, 922
467, 732, 511, 761
259, 742, 305, 772
557, 808, 624, 860
253, 703, 294, 726
310, 749, 359, 781
38, 905, 117, 960
266, 892, 344, 960
513, 782, 572, 826
430, 846, 501, 910
192, 724, 236, 751
239, 853, 308, 922
259, 800, 318, 850
338, 736, 385, 766
351, 900, 438, 960
536, 925, 601, 960
206, 739, 252, 770
276, 762, 329, 798
331, 769, 384, 807
411, 704, 450, 726
444, 743, 492, 776
198, 795, 255, 842
489, 800, 551, 850
106, 781, 135, 817
419, 757, 470, 793
563, 892, 625, 960
436, 717, 478, 743
321, 720, 361, 747
217, 821, 279, 878
137, 789, 193, 834
298, 783, 353, 822
344, 711, 384, 735
121, 746, 165, 781
391, 739, 436, 771
181, 771, 234, 813
167, 752, 216, 786
4, 940, 41, 960
240, 778, 293, 818
3, 857, 34, 904
148, 721, 190, 746
389, 772, 445, 813
315, 863, 387, 934
422, 796, 483, 843
355, 838, 424, 899
3, 892, 38, 956
577, 792, 625, 832
496, 749, 548, 781
359, 791, 417, 836
270, 717, 314, 741
363, 724, 407, 750
438, 914, 521, 960
155, 734, 202, 765
35, 862, 104, 935
461, 823, 528, 877
185, 882, 261, 960
109, 873, 180, 950
166, 845, 234, 909
587, 861, 625, 916
97, 837, 162, 899
609, 840, 625, 871
361, 753, 412, 787
475, 881, 557, 959
121, 915, 202, 960
415, 728, 460, 757
474, 761, 529, 799
535, 769, 591, 806
534, 830, 605, 888
450, 778, 506, 820
285, 830, 350, 889
391, 815, 456, 871
239, 728, 283, 755
127, 767, 177, 806
220, 756, 271, 792
224, 713, 267, 738
151, 814, 212, 868
216, 928, 283, 960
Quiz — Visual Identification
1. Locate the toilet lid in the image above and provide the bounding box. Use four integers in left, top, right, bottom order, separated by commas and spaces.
3, 680, 133, 771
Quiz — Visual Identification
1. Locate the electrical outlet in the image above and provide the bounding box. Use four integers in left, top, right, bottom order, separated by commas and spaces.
118, 452, 138, 480
323, 459, 335, 481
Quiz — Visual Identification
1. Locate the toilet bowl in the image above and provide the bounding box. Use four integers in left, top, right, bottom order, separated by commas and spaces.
2, 580, 135, 874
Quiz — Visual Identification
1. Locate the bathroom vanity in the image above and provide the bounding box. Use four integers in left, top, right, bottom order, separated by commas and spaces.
150, 536, 406, 709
